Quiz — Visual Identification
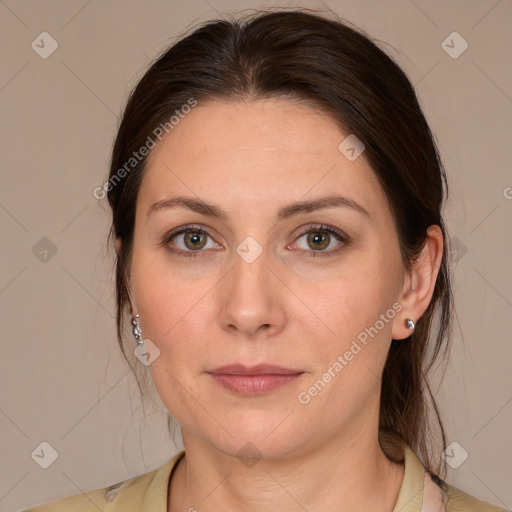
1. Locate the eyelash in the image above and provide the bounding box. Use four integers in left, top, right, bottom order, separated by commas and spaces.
160, 223, 349, 259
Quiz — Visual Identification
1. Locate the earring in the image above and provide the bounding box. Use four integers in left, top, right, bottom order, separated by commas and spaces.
131, 314, 144, 346
404, 318, 415, 331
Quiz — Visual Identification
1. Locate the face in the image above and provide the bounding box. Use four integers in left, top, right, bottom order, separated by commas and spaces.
126, 98, 409, 458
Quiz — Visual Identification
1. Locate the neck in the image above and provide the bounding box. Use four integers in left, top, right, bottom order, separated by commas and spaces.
168, 429, 405, 512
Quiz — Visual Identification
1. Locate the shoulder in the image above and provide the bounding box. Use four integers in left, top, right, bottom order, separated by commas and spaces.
20, 470, 157, 512
441, 480, 510, 512
391, 437, 508, 512
21, 451, 185, 512
21, 480, 129, 512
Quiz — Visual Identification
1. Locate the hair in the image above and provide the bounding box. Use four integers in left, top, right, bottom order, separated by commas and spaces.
105, 7, 454, 480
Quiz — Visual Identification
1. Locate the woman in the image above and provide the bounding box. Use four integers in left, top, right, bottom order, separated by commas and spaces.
24, 8, 508, 512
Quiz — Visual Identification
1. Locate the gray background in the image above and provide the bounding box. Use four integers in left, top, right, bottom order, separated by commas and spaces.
1, 0, 511, 511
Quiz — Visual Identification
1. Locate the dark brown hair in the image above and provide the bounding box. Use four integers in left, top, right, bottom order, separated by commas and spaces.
105, 8, 454, 480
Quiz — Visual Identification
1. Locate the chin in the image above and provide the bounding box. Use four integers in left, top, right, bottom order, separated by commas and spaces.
205, 424, 309, 462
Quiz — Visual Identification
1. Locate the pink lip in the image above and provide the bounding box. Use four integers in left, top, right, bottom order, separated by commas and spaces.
209, 374, 304, 394
207, 364, 305, 395
208, 363, 303, 375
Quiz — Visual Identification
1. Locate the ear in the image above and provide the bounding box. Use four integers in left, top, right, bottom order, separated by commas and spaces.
115, 237, 121, 256
392, 225, 444, 340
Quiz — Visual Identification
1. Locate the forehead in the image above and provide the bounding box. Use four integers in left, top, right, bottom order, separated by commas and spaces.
140, 98, 390, 223
148, 97, 352, 160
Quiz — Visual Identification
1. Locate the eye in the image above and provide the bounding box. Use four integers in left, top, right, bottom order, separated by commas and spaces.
289, 224, 349, 258
161, 223, 349, 260
161, 224, 221, 258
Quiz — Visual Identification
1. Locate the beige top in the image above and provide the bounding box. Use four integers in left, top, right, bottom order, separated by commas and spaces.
23, 442, 509, 511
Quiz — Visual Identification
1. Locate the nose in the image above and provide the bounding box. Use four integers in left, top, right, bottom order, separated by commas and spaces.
217, 241, 287, 340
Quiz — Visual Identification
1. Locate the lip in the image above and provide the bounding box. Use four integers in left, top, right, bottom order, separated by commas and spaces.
207, 364, 305, 395
209, 373, 304, 394
208, 363, 303, 375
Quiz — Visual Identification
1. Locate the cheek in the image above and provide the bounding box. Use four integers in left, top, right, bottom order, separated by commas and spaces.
302, 264, 397, 382
303, 285, 395, 419
130, 277, 210, 418
130, 248, 203, 335
305, 270, 389, 341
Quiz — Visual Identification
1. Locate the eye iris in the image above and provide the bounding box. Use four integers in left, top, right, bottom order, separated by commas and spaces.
184, 230, 206, 250
307, 230, 329, 250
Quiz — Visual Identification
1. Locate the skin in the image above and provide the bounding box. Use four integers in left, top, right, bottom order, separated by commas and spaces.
116, 98, 443, 512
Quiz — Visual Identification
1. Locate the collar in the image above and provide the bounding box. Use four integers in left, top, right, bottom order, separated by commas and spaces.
393, 442, 426, 511
392, 442, 448, 512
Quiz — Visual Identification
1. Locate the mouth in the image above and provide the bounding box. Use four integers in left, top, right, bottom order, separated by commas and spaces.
208, 363, 303, 375
207, 363, 305, 395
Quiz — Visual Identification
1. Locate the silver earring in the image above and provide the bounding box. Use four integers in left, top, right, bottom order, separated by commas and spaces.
131, 314, 144, 346
405, 318, 415, 331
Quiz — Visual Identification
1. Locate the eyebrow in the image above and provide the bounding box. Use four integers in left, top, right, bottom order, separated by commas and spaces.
147, 194, 371, 222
